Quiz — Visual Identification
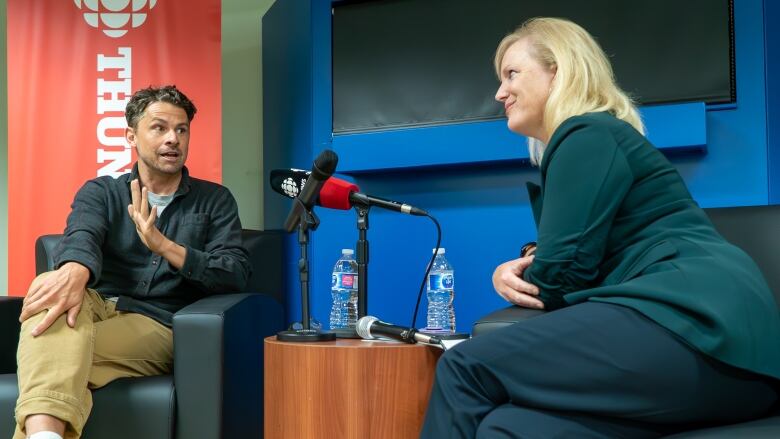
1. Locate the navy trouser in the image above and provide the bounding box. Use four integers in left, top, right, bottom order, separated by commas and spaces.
420, 302, 778, 438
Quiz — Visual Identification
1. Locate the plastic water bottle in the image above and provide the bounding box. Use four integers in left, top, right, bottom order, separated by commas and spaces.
330, 249, 358, 329
426, 248, 455, 333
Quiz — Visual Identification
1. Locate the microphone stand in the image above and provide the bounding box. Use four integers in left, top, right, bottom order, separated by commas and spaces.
356, 204, 369, 320
277, 199, 336, 342
331, 203, 369, 339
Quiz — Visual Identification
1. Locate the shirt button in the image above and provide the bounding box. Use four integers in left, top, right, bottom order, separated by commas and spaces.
152, 260, 158, 265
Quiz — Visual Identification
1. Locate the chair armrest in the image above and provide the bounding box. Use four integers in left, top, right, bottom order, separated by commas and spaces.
0, 297, 22, 373
472, 305, 546, 337
242, 229, 286, 306
172, 292, 284, 439
35, 234, 63, 275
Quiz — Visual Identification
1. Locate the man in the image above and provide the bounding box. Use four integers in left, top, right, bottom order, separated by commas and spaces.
14, 85, 251, 439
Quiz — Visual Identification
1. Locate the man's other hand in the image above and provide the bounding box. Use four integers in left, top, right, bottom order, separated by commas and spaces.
20, 262, 90, 336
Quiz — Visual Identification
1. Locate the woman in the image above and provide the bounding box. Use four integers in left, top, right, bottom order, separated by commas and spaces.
420, 18, 780, 438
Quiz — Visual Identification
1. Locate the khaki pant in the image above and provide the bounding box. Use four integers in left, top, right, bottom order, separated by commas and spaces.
14, 284, 173, 439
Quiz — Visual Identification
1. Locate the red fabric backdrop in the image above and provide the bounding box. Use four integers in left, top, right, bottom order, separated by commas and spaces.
7, 0, 222, 296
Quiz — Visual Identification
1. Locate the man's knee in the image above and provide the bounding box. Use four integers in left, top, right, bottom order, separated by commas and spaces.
17, 307, 89, 355
18, 271, 58, 332
19, 309, 54, 335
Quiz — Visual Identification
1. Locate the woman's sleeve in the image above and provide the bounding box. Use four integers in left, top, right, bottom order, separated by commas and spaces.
522, 122, 633, 309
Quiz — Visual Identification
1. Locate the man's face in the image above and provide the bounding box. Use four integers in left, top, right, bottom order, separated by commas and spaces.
126, 101, 190, 177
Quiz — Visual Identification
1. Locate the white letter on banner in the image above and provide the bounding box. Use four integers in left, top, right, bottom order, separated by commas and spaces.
96, 47, 132, 178
96, 116, 127, 147
97, 148, 132, 178
97, 47, 132, 77
97, 47, 132, 114
97, 78, 131, 114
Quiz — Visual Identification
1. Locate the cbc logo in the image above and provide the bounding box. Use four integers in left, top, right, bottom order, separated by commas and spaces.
281, 177, 303, 198
74, 0, 157, 38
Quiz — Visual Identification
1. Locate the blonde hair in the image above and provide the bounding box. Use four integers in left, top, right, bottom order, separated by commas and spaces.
494, 17, 644, 164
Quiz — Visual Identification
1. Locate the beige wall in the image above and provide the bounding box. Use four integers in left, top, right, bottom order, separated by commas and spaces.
222, 0, 276, 231
0, 0, 275, 293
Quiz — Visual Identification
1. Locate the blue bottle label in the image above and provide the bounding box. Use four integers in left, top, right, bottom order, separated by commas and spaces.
428, 272, 454, 290
332, 273, 358, 289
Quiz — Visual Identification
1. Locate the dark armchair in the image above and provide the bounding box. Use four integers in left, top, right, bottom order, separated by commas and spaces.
473, 205, 780, 437
0, 229, 286, 439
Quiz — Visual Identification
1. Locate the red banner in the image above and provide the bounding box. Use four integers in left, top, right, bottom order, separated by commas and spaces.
7, 0, 222, 296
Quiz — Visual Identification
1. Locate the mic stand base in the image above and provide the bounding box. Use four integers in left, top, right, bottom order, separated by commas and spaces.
418, 330, 471, 341
418, 331, 470, 351
277, 329, 336, 342
331, 327, 360, 339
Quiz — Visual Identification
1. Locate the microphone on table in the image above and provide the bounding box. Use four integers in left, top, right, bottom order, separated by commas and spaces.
356, 315, 441, 345
282, 150, 338, 232
270, 169, 428, 216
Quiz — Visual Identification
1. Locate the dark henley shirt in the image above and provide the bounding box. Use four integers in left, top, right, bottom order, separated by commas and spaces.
53, 164, 251, 326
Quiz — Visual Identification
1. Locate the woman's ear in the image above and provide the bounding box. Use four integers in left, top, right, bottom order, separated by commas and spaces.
549, 65, 557, 94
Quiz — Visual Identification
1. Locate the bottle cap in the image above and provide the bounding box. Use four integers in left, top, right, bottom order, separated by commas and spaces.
342, 249, 354, 255
432, 248, 445, 254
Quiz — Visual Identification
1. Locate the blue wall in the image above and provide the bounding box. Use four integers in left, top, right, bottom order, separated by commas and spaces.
766, 0, 780, 202
264, 0, 776, 331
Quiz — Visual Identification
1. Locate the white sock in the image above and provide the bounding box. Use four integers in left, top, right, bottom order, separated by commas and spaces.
28, 432, 63, 439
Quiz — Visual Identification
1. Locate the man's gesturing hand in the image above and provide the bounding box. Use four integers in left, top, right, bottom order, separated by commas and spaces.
492, 255, 545, 309
127, 179, 167, 254
127, 179, 187, 269
20, 262, 90, 336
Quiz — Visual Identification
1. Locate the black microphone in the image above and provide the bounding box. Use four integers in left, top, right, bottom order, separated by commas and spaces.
283, 150, 338, 232
270, 169, 428, 216
270, 168, 310, 199
356, 315, 441, 345
348, 191, 428, 216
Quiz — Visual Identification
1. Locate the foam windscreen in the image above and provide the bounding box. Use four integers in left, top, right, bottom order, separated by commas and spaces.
319, 177, 359, 210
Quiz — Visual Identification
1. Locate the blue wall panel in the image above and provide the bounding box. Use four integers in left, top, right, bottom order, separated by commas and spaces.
265, 0, 772, 332
332, 102, 707, 173
766, 0, 780, 202
262, 1, 315, 324
672, 0, 768, 208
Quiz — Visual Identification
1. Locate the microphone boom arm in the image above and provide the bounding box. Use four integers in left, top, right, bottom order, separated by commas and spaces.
349, 192, 428, 216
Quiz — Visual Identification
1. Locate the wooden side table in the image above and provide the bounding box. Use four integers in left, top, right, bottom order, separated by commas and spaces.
264, 337, 443, 439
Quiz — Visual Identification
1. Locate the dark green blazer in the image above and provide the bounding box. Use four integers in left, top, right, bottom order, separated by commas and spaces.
523, 112, 780, 379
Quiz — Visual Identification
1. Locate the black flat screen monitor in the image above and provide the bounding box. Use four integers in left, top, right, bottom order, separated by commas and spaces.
333, 0, 733, 133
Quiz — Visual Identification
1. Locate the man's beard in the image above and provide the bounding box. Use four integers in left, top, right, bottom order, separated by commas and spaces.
139, 152, 184, 175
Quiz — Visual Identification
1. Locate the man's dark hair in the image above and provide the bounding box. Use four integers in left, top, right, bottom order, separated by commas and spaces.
125, 85, 197, 129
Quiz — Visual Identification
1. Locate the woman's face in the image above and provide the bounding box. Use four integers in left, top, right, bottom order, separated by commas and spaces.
495, 38, 556, 142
